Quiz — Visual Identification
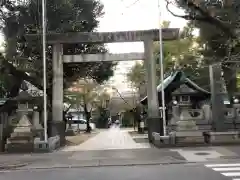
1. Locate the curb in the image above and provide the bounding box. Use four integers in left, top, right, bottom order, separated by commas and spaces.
18, 157, 240, 170
10, 160, 194, 171
153, 142, 240, 149
9, 156, 240, 171
0, 162, 30, 170
2, 156, 240, 171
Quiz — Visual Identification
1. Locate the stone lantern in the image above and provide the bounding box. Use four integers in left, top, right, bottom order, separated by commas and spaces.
172, 84, 192, 108
171, 84, 202, 131
6, 90, 41, 152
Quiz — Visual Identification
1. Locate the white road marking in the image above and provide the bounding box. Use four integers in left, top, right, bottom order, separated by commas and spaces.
221, 172, 240, 177
205, 163, 240, 180
213, 167, 240, 171
205, 164, 240, 167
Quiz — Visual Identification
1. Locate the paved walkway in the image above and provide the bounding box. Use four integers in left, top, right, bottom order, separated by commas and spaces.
62, 127, 150, 151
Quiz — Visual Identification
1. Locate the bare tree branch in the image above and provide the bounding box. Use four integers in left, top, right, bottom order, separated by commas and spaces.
166, 1, 207, 20
166, 0, 236, 38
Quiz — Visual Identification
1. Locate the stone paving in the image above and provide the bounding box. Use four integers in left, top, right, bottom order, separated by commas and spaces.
62, 127, 151, 152
2, 128, 240, 169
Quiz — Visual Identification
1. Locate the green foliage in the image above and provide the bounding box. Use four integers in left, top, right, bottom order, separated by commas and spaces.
0, 0, 116, 97
127, 62, 145, 90
64, 78, 98, 107
127, 21, 210, 92
64, 79, 111, 125
173, 0, 240, 94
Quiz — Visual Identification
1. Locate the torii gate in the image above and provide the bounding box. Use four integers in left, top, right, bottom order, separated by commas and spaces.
26, 28, 179, 143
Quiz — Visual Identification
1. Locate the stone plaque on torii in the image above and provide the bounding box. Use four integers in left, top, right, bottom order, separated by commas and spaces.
25, 28, 179, 141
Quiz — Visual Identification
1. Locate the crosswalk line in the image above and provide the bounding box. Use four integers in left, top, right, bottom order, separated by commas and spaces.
205, 163, 240, 167
205, 163, 240, 179
213, 167, 240, 171
221, 172, 240, 177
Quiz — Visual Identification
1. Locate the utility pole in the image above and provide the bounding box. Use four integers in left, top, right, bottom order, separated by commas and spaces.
42, 0, 48, 142
158, 0, 167, 136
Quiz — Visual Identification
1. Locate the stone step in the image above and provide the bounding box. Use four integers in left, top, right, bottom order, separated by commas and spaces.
7, 139, 33, 144
8, 136, 33, 141
10, 132, 34, 137
6, 142, 33, 146
171, 131, 203, 137
169, 131, 205, 145
204, 131, 240, 144
6, 143, 34, 152
175, 136, 205, 144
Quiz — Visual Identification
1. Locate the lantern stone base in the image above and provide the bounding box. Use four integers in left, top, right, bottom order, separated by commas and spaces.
6, 143, 34, 153
169, 131, 205, 145
152, 131, 206, 147
5, 134, 35, 153
5, 114, 36, 153
166, 119, 205, 145
204, 131, 240, 144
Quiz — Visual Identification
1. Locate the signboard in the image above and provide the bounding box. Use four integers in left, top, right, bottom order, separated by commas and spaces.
63, 53, 145, 63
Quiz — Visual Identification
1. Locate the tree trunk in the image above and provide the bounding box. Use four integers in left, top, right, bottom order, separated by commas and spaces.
222, 65, 237, 99
133, 107, 141, 133
1, 60, 43, 91
84, 103, 91, 133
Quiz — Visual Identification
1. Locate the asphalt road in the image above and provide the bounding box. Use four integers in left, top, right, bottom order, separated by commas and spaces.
0, 163, 230, 180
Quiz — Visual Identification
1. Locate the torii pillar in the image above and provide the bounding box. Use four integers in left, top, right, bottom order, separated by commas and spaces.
144, 35, 161, 142
52, 43, 65, 145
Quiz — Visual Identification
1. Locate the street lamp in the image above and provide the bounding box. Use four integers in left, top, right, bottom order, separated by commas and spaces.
173, 100, 178, 105
234, 98, 239, 104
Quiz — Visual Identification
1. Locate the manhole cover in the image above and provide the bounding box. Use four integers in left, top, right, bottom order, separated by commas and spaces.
195, 152, 210, 155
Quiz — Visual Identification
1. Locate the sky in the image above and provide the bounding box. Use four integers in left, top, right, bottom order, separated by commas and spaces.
97, 0, 187, 93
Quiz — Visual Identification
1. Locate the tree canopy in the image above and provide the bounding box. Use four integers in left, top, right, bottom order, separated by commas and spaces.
0, 0, 116, 100
166, 0, 240, 95
65, 79, 111, 130
127, 21, 210, 96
